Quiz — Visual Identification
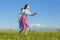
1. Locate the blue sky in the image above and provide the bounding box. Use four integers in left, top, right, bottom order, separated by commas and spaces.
0, 0, 60, 30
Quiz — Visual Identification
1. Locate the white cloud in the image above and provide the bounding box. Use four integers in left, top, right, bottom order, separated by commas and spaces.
0, 25, 18, 30
50, 25, 60, 28
0, 24, 60, 30
29, 23, 60, 29
29, 23, 47, 27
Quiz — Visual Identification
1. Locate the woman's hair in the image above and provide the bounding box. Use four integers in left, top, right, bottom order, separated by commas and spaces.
21, 8, 24, 10
24, 4, 29, 9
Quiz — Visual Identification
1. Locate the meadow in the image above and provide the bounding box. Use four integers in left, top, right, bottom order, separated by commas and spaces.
0, 30, 60, 40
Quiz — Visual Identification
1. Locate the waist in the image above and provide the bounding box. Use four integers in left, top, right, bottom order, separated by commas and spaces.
22, 13, 27, 16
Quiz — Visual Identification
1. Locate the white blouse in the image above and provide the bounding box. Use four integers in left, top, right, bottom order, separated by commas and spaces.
20, 9, 31, 17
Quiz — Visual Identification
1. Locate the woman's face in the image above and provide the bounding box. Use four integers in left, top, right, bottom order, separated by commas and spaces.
26, 5, 30, 9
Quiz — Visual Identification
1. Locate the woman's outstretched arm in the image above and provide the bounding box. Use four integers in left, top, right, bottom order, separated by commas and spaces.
30, 13, 36, 16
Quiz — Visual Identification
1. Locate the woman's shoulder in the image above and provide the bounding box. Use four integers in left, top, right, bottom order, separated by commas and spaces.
21, 9, 25, 13
22, 9, 30, 11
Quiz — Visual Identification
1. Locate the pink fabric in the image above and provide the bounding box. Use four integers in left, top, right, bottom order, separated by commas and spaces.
22, 16, 28, 28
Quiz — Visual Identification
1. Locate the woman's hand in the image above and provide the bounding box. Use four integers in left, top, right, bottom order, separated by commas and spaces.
30, 12, 37, 16
34, 12, 37, 15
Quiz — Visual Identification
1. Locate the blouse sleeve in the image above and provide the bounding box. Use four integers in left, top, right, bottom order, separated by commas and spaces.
26, 10, 31, 15
28, 11, 31, 14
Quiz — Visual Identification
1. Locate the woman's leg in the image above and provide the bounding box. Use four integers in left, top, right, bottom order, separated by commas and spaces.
24, 28, 28, 35
19, 29, 24, 34
22, 16, 28, 35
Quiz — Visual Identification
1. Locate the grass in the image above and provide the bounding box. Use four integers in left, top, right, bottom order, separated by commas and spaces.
0, 30, 60, 40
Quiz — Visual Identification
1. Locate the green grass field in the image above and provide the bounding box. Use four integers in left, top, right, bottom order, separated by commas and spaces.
0, 30, 60, 40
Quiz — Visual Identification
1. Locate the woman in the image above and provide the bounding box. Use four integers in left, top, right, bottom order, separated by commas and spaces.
18, 4, 36, 36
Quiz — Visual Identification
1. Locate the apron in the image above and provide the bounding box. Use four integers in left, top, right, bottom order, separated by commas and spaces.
19, 12, 28, 29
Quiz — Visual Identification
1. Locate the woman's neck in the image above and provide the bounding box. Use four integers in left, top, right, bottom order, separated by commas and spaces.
26, 9, 28, 13
26, 9, 28, 10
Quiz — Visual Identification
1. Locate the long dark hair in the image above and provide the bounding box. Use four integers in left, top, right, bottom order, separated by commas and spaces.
21, 8, 24, 10
24, 4, 29, 9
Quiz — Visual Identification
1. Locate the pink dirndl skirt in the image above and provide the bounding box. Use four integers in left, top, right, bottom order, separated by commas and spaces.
22, 15, 28, 29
